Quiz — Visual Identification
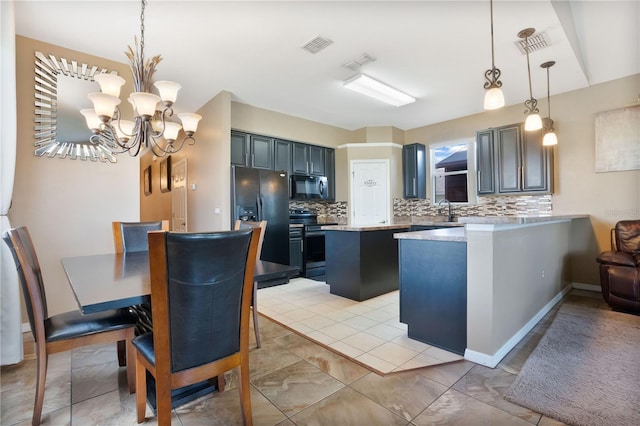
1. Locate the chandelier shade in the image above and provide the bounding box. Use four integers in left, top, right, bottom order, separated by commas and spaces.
81, 0, 201, 157
483, 0, 504, 110
93, 73, 126, 97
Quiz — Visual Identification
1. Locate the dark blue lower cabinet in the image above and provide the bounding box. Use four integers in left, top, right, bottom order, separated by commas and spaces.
399, 239, 467, 355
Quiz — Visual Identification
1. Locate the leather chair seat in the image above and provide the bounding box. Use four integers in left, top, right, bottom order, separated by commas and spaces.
131, 332, 154, 364
45, 309, 137, 343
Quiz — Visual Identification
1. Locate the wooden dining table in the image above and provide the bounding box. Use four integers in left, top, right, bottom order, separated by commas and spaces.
61, 251, 298, 409
62, 251, 298, 314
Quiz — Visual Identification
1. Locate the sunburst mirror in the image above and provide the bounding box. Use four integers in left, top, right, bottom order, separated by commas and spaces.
34, 51, 121, 163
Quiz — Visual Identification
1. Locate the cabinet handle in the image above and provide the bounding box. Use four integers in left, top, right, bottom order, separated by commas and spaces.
310, 161, 314, 173
246, 153, 249, 165
413, 177, 416, 194
252, 153, 255, 166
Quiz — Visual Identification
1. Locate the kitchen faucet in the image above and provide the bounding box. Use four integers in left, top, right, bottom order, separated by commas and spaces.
438, 199, 454, 222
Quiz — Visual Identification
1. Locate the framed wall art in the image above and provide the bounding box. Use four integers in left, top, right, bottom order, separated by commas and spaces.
144, 166, 152, 196
160, 156, 172, 192
595, 104, 640, 172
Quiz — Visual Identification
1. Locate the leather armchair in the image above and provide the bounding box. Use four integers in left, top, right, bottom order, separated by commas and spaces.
596, 220, 640, 313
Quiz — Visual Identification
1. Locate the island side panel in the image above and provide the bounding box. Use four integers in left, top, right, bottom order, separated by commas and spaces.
326, 228, 405, 301
359, 229, 403, 300
325, 230, 363, 300
399, 239, 467, 355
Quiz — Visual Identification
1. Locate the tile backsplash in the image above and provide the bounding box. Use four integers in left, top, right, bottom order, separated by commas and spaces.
393, 194, 552, 219
291, 194, 551, 224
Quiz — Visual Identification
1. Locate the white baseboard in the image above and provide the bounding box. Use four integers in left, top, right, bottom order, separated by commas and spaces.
464, 283, 572, 368
571, 282, 602, 292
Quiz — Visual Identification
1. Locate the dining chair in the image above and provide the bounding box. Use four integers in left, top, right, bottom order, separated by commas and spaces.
2, 226, 137, 426
112, 220, 169, 353
234, 220, 267, 348
112, 220, 170, 254
133, 228, 260, 426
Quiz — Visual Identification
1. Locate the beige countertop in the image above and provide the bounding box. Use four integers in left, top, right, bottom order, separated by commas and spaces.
321, 224, 411, 232
458, 215, 588, 225
395, 227, 466, 242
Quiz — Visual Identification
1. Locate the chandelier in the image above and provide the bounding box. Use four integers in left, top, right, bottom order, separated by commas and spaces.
81, 0, 201, 157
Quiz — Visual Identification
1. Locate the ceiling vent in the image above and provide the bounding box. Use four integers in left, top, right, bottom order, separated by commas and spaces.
302, 36, 333, 54
515, 31, 550, 54
343, 53, 376, 71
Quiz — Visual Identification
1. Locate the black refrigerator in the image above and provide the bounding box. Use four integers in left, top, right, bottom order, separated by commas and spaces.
231, 166, 289, 265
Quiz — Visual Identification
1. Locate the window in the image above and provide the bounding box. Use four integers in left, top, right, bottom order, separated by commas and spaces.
430, 140, 475, 204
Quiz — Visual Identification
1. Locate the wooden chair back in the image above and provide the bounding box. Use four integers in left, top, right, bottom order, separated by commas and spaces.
234, 220, 267, 260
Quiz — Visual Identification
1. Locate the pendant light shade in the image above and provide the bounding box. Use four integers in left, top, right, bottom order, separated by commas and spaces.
543, 131, 558, 146
484, 87, 505, 110
525, 113, 543, 131
483, 0, 504, 110
518, 28, 542, 131
541, 60, 558, 146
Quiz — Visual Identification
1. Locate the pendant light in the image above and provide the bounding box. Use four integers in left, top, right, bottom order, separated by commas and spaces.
483, 0, 504, 110
518, 28, 542, 131
541, 61, 558, 146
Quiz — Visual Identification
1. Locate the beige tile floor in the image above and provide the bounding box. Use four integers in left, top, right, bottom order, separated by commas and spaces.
0, 289, 607, 425
257, 278, 463, 374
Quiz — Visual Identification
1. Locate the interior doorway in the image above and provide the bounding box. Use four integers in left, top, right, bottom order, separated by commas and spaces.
350, 159, 390, 226
171, 158, 187, 232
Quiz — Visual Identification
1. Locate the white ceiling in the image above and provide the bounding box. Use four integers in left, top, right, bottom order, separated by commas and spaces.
14, 0, 640, 131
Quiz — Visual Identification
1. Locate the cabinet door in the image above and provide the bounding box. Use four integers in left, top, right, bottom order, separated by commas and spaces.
402, 144, 426, 198
309, 145, 325, 176
522, 129, 551, 192
231, 131, 249, 166
325, 148, 335, 200
292, 143, 309, 174
496, 125, 521, 193
476, 130, 495, 194
289, 238, 303, 275
250, 135, 273, 169
274, 139, 292, 176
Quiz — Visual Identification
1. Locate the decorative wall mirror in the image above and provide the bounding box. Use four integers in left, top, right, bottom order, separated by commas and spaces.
34, 51, 120, 163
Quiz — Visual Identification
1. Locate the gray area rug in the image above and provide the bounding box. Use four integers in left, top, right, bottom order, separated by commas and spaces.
505, 303, 640, 426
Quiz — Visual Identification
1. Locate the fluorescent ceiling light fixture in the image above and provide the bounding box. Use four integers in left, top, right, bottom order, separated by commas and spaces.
343, 74, 416, 106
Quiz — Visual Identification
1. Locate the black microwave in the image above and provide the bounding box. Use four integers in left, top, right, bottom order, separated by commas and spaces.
290, 175, 328, 200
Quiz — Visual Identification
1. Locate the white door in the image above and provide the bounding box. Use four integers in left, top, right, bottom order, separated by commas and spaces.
350, 160, 390, 226
171, 158, 187, 232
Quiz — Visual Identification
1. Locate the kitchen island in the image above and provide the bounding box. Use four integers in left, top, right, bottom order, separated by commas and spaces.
397, 227, 467, 355
322, 224, 409, 301
395, 215, 590, 367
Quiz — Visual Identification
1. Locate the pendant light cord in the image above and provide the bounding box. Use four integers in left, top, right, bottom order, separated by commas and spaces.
546, 66, 551, 119
525, 35, 533, 99
490, 0, 496, 68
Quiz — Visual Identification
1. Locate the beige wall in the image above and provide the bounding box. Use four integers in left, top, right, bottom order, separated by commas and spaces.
231, 101, 353, 148
141, 91, 233, 232
11, 36, 139, 316
336, 144, 404, 204
407, 74, 640, 285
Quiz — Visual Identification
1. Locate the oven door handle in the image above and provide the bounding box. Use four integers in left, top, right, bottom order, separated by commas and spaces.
305, 231, 325, 237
